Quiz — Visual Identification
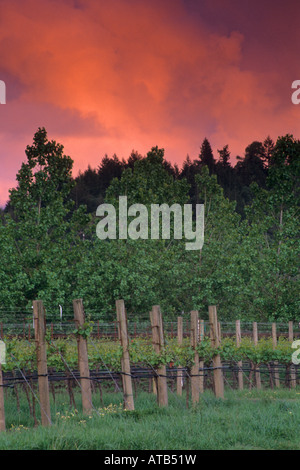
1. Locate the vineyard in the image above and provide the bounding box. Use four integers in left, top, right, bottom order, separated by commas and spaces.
0, 299, 299, 432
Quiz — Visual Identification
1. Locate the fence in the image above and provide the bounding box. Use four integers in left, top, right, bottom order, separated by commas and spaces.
0, 299, 299, 431
1, 318, 299, 341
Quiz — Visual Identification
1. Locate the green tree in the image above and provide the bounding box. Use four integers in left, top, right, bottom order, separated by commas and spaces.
216, 145, 236, 202
0, 220, 28, 309
74, 147, 192, 318
262, 136, 275, 167
217, 145, 231, 168
187, 166, 243, 319
198, 138, 216, 175
4, 128, 89, 313
237, 135, 300, 320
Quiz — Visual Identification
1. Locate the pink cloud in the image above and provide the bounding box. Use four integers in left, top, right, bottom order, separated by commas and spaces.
1, 0, 300, 206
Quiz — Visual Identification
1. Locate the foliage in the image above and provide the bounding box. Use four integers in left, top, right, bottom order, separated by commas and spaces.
72, 317, 94, 340
1, 128, 90, 311
1, 335, 296, 374
0, 129, 298, 322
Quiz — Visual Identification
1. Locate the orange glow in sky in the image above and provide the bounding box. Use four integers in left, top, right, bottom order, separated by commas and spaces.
1, 0, 300, 206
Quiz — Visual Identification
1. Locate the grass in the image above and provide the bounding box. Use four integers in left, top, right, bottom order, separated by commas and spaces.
0, 387, 300, 450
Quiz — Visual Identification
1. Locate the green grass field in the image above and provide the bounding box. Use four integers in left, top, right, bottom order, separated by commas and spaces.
0, 387, 300, 450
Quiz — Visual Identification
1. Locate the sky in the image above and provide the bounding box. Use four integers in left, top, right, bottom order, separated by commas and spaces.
1, 0, 300, 207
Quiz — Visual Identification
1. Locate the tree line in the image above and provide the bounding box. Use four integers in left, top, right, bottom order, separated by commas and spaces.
69, 136, 272, 218
0, 128, 299, 322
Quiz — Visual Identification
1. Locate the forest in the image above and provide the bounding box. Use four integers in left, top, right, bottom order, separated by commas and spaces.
0, 128, 299, 322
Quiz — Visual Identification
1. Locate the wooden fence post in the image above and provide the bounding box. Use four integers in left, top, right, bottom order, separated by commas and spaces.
289, 321, 296, 388
190, 311, 199, 404
199, 319, 204, 393
116, 300, 134, 411
272, 323, 280, 388
73, 299, 92, 415
176, 316, 183, 396
209, 306, 224, 398
33, 300, 51, 427
150, 306, 168, 407
235, 320, 243, 390
252, 322, 261, 389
